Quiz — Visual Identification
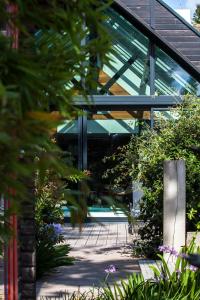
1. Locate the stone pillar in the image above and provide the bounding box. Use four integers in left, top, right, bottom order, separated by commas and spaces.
163, 160, 186, 260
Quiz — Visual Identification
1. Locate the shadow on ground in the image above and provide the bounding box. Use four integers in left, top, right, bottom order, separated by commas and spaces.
37, 244, 140, 297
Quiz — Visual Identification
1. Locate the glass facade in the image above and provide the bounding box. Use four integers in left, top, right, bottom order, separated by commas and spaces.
99, 8, 150, 96
98, 8, 200, 97
87, 111, 137, 207
57, 7, 200, 210
61, 111, 150, 208
56, 119, 78, 168
155, 47, 200, 96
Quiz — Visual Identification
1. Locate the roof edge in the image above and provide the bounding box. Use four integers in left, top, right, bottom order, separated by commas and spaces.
112, 0, 200, 82
156, 0, 200, 38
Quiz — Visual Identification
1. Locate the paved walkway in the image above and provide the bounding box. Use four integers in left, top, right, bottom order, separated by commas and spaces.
37, 222, 140, 297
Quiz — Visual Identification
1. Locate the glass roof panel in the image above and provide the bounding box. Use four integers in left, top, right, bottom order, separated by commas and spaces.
99, 8, 150, 96
155, 47, 200, 96
100, 7, 200, 97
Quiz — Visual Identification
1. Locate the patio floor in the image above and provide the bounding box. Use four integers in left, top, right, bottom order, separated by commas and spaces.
37, 222, 140, 297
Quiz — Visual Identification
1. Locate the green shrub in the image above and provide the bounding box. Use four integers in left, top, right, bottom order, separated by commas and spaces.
36, 223, 74, 278
35, 167, 66, 225
103, 97, 200, 257
35, 167, 75, 278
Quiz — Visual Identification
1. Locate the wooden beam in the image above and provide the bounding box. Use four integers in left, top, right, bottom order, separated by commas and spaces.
99, 71, 130, 95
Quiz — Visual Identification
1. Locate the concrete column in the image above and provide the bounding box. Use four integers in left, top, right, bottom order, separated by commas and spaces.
163, 160, 186, 260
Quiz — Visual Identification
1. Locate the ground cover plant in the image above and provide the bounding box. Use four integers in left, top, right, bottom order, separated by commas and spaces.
101, 239, 200, 300
103, 97, 200, 257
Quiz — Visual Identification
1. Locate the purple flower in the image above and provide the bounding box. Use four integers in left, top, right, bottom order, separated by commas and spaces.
158, 245, 171, 253
158, 245, 178, 256
169, 248, 178, 257
158, 245, 167, 252
179, 253, 188, 259
188, 265, 198, 272
44, 223, 63, 241
105, 264, 116, 273
52, 223, 63, 235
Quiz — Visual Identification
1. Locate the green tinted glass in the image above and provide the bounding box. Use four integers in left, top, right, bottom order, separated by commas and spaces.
99, 8, 150, 96
155, 47, 200, 96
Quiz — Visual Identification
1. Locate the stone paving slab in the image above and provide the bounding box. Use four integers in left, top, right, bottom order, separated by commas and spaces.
139, 260, 156, 281
139, 259, 175, 281
37, 222, 140, 298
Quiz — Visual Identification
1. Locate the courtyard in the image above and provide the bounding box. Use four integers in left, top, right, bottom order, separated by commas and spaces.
37, 222, 140, 297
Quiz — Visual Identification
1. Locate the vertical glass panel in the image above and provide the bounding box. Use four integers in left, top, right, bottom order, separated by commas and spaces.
87, 110, 150, 208
99, 8, 150, 95
155, 47, 200, 96
56, 119, 78, 167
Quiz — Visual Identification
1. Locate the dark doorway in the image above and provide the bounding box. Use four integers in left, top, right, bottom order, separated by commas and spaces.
56, 110, 151, 210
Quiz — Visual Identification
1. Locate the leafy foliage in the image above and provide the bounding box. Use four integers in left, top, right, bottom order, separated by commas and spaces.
0, 0, 111, 243
36, 223, 74, 278
35, 168, 66, 225
193, 5, 200, 24
150, 244, 200, 300
102, 255, 200, 300
103, 97, 200, 257
35, 168, 71, 278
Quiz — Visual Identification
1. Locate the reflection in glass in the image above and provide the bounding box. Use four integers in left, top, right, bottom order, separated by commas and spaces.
99, 8, 150, 95
155, 47, 200, 96
56, 120, 78, 168
87, 111, 150, 208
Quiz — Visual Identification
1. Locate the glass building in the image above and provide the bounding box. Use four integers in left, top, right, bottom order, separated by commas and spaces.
56, 1, 200, 212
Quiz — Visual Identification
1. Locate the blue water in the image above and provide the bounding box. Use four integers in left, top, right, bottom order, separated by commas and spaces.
63, 206, 113, 214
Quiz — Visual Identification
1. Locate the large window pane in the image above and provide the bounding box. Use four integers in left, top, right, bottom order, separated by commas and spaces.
99, 8, 150, 96
155, 47, 200, 96
87, 110, 150, 208
56, 119, 78, 168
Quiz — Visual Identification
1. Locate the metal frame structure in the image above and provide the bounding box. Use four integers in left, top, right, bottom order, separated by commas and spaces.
73, 0, 200, 172
112, 0, 200, 82
75, 95, 182, 109
86, 2, 200, 100
75, 94, 182, 170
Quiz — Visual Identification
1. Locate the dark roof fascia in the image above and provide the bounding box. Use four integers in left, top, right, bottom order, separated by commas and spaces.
112, 0, 200, 82
157, 0, 200, 38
